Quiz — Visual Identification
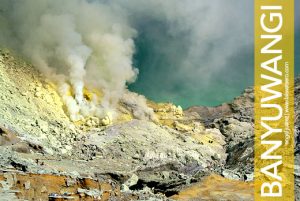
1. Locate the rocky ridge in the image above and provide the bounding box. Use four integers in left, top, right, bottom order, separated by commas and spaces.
187, 77, 300, 199
1, 48, 298, 200
0, 49, 231, 200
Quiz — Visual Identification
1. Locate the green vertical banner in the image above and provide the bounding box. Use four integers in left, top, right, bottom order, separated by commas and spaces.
255, 0, 294, 200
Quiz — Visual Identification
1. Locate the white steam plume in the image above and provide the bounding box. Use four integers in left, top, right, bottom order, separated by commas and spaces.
113, 0, 253, 106
0, 0, 255, 118
0, 0, 143, 121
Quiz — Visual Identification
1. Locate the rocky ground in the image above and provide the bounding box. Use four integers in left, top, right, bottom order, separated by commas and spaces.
192, 87, 255, 181
0, 48, 298, 200
186, 76, 300, 199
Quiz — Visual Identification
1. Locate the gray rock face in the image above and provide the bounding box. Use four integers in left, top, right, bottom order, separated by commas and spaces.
185, 103, 233, 125
213, 88, 254, 180
187, 87, 254, 180
85, 120, 226, 166
82, 120, 227, 193
187, 78, 300, 184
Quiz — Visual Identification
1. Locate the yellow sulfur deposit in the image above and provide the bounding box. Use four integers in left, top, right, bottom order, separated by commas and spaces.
83, 87, 103, 102
101, 112, 113, 126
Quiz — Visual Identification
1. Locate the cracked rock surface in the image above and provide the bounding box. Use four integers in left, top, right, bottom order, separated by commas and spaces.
0, 49, 234, 200
1, 48, 298, 200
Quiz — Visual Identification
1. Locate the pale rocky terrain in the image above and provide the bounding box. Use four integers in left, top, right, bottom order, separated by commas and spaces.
0, 48, 298, 200
187, 77, 300, 200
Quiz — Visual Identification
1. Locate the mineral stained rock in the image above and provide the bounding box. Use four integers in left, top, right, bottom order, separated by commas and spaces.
171, 174, 254, 201
1, 49, 298, 200
186, 77, 300, 200
0, 49, 234, 200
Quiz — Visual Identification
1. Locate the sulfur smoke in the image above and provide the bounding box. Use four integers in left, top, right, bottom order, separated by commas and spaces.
118, 0, 253, 107
0, 0, 256, 120
0, 0, 147, 121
